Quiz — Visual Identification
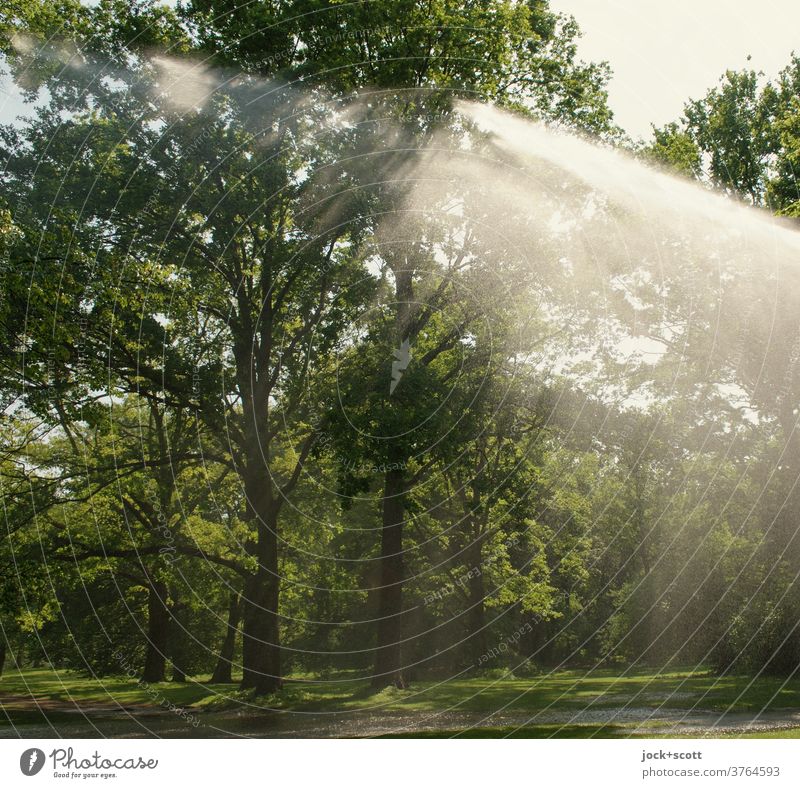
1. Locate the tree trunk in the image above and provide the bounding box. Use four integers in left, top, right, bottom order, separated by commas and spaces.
240, 479, 282, 694
240, 565, 281, 693
776, 403, 800, 557
466, 542, 488, 666
141, 577, 170, 683
171, 664, 187, 682
168, 598, 189, 683
0, 638, 6, 677
462, 479, 488, 667
211, 592, 241, 684
372, 465, 408, 689
632, 465, 659, 662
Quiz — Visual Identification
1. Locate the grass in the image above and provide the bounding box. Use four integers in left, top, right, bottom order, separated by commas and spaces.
2, 666, 800, 737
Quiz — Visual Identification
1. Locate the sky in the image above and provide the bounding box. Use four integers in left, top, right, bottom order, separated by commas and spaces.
553, 0, 800, 138
2, 2, 799, 139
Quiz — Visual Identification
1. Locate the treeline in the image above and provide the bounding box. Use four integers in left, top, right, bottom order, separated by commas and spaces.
0, 0, 799, 694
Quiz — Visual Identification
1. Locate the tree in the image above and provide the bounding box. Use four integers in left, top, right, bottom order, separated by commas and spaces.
646, 54, 800, 214
1, 0, 618, 694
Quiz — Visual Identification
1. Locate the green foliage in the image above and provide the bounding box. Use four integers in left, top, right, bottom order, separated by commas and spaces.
646, 54, 800, 215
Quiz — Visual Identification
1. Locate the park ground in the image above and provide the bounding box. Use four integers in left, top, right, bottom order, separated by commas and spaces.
2, 667, 800, 738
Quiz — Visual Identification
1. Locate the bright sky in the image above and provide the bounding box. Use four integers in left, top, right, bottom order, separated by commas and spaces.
553, 0, 800, 138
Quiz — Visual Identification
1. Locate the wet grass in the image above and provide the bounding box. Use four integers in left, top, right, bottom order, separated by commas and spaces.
383, 724, 627, 738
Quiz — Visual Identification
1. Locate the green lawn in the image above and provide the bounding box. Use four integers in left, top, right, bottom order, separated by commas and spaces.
2, 666, 800, 738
